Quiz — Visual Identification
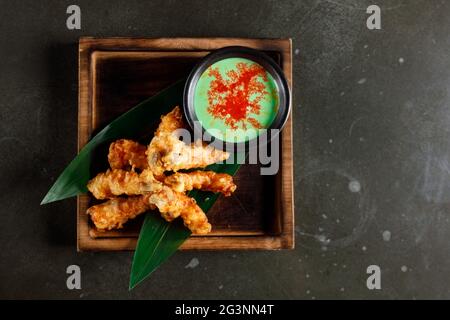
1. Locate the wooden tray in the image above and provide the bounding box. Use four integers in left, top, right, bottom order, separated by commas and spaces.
78, 37, 294, 251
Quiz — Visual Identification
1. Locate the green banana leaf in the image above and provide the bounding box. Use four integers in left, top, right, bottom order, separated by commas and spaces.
40, 78, 243, 290
129, 159, 242, 290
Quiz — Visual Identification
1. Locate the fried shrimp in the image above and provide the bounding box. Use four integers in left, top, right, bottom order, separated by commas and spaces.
147, 106, 230, 177
87, 167, 213, 233
149, 134, 230, 173
108, 139, 148, 170
154, 106, 185, 137
86, 106, 238, 234
87, 169, 162, 200
87, 194, 155, 231
146, 107, 186, 178
148, 186, 211, 234
159, 135, 229, 172
165, 171, 236, 196
87, 187, 211, 234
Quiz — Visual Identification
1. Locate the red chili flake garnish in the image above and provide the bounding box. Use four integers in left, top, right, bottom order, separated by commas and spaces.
206, 62, 269, 130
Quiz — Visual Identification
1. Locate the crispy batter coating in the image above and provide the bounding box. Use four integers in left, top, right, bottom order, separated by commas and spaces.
88, 187, 211, 234
87, 168, 212, 233
148, 186, 211, 234
146, 134, 169, 177
165, 171, 236, 196
146, 140, 166, 179
162, 136, 230, 172
149, 134, 230, 174
86, 106, 236, 234
147, 107, 186, 178
87, 195, 155, 231
107, 107, 185, 174
179, 202, 211, 235
154, 106, 185, 137
108, 139, 148, 170
147, 106, 230, 177
87, 169, 162, 200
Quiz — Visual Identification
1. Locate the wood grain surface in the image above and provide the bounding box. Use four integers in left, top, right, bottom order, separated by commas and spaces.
78, 37, 293, 251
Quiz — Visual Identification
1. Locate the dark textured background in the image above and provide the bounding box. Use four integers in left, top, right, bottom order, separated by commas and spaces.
1, 0, 449, 299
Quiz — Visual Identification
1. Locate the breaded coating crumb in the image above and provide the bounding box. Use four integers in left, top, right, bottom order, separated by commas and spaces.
108, 139, 148, 170
87, 169, 162, 200
86, 106, 238, 234
87, 195, 155, 231
149, 186, 211, 234
165, 171, 236, 196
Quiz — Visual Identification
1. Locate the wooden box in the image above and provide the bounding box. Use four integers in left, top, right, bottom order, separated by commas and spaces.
78, 37, 294, 251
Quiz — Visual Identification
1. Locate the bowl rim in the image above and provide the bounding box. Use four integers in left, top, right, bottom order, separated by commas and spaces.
183, 45, 291, 149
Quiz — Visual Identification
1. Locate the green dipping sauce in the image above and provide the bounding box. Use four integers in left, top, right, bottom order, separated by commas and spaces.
194, 57, 279, 143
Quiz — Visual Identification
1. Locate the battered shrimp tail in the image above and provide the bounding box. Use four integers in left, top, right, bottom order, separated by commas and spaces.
87, 195, 155, 231
87, 169, 162, 200
108, 139, 148, 170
